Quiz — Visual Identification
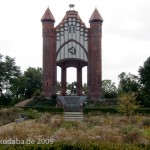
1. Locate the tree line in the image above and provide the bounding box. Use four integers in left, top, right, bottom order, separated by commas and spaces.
0, 53, 150, 107
102, 56, 150, 107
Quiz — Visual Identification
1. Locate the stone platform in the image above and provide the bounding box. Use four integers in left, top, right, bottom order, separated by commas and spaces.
57, 96, 86, 112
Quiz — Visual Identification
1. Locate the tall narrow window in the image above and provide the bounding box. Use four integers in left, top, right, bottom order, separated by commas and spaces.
73, 26, 75, 33
69, 26, 71, 33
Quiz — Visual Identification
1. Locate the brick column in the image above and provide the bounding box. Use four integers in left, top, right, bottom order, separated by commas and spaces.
61, 65, 67, 96
88, 23, 102, 98
77, 66, 82, 96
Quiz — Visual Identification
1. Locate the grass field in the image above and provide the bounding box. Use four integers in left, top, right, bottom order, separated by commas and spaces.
0, 108, 150, 148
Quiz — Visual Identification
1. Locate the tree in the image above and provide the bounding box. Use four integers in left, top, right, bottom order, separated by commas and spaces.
10, 67, 42, 100
10, 76, 27, 99
0, 54, 21, 95
24, 67, 42, 98
67, 81, 77, 95
0, 54, 21, 106
102, 80, 118, 98
82, 83, 88, 95
117, 92, 140, 119
0, 54, 43, 105
118, 72, 141, 95
138, 56, 150, 106
56, 81, 61, 94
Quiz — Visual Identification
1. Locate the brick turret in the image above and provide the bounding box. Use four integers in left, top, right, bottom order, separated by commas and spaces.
88, 8, 103, 98
41, 7, 56, 97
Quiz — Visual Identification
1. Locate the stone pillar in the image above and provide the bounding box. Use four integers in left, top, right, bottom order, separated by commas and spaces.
61, 65, 67, 96
77, 66, 82, 96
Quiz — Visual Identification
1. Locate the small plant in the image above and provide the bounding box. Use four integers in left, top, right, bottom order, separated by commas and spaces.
32, 89, 41, 97
36, 112, 51, 124
142, 118, 150, 127
121, 125, 141, 144
23, 108, 42, 119
143, 129, 150, 142
61, 121, 78, 130
51, 94, 57, 100
0, 108, 22, 126
117, 92, 140, 119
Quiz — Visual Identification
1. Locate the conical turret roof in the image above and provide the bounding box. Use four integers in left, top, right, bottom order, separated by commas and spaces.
89, 8, 103, 23
41, 7, 55, 23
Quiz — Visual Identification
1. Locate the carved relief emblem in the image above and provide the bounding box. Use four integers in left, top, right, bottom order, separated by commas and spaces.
68, 46, 76, 55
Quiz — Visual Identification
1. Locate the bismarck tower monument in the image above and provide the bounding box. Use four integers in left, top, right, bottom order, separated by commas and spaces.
41, 5, 103, 98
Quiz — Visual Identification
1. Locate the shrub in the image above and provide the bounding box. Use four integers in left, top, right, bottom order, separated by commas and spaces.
142, 118, 150, 127
32, 89, 41, 97
25, 96, 57, 107
83, 107, 118, 114
22, 107, 64, 114
117, 92, 140, 118
22, 108, 42, 119
135, 108, 150, 114
121, 125, 141, 144
61, 121, 78, 130
0, 107, 22, 126
51, 94, 57, 100
0, 141, 149, 150
83, 107, 150, 115
36, 112, 51, 124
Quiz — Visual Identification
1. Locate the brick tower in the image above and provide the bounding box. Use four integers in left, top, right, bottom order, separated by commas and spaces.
41, 6, 103, 98
41, 7, 56, 97
88, 8, 103, 98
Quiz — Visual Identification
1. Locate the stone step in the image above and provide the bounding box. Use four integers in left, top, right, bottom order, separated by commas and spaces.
64, 112, 83, 114
64, 112, 84, 121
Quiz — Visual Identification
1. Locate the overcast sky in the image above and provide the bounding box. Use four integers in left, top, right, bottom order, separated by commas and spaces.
0, 0, 150, 86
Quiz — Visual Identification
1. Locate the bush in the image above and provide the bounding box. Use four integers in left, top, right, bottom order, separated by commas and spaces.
61, 121, 79, 129
25, 96, 57, 107
22, 106, 64, 114
51, 94, 57, 100
0, 94, 11, 106
36, 112, 51, 124
0, 141, 149, 150
143, 99, 150, 107
0, 107, 23, 126
135, 108, 150, 114
142, 118, 150, 126
22, 108, 42, 119
32, 89, 41, 97
121, 125, 141, 144
117, 92, 140, 118
83, 107, 118, 114
83, 107, 150, 115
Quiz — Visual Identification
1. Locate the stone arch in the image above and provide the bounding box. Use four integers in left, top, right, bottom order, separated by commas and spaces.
56, 39, 88, 57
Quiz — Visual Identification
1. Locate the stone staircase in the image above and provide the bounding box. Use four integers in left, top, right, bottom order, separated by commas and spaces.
64, 112, 84, 121
57, 96, 86, 121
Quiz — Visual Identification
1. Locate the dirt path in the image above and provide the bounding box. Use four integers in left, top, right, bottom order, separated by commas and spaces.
0, 120, 34, 134
0, 122, 15, 134
14, 98, 33, 107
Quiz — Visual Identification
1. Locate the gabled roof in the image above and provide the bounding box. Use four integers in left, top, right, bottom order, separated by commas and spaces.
56, 10, 85, 29
89, 8, 103, 23
41, 7, 55, 23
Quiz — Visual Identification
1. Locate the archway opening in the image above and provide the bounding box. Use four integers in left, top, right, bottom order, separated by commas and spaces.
56, 66, 61, 94
82, 66, 87, 95
67, 67, 77, 95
